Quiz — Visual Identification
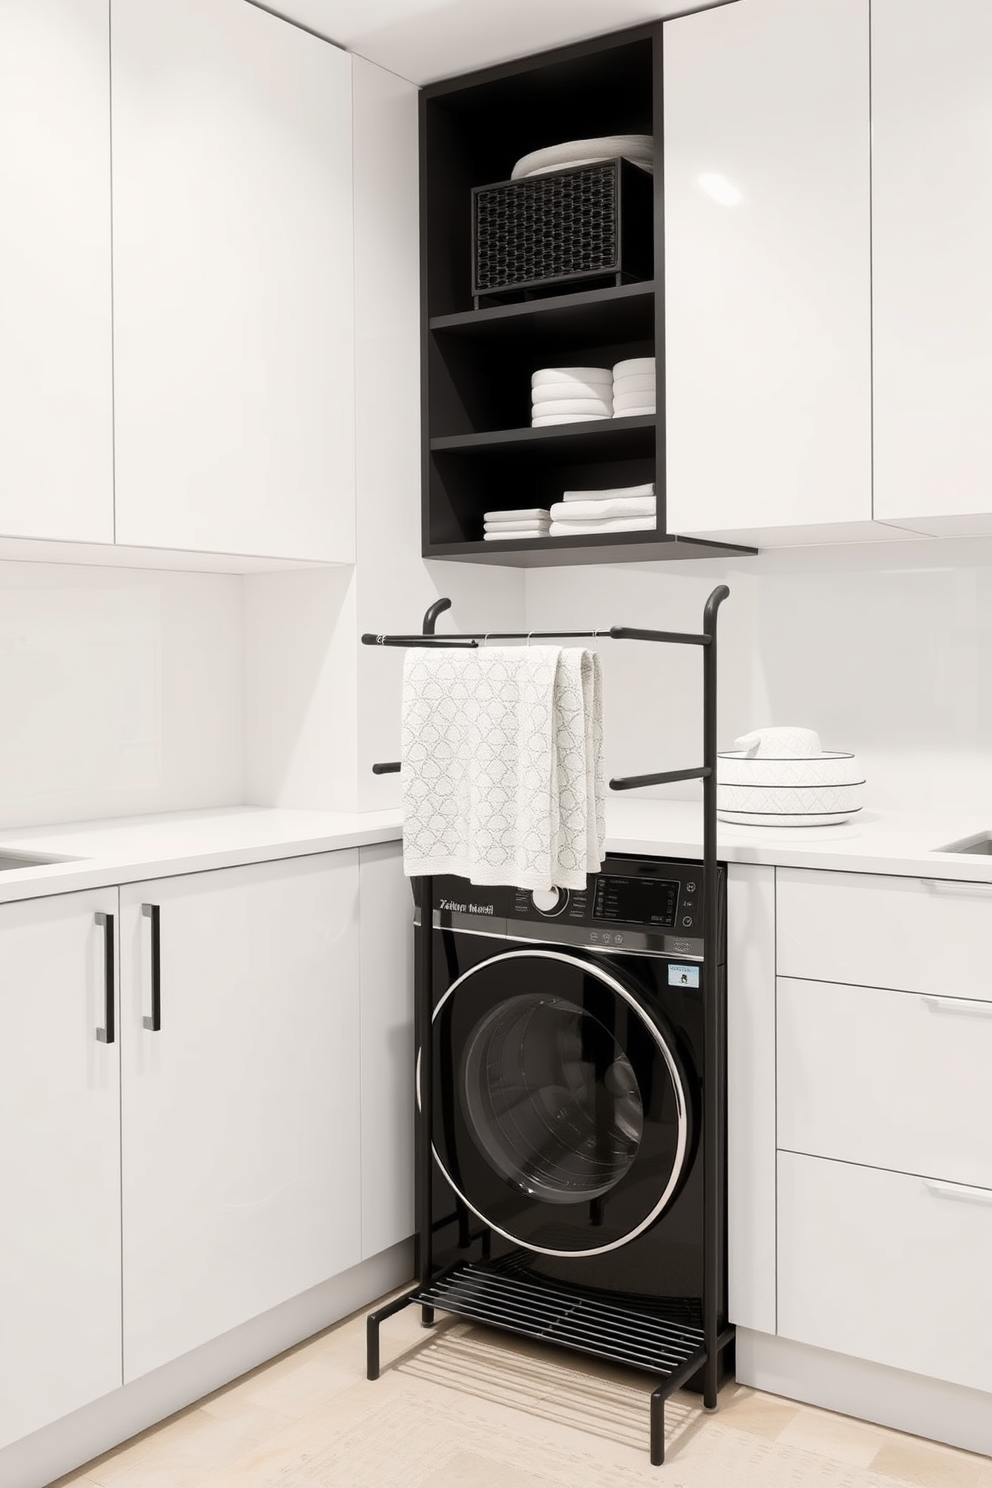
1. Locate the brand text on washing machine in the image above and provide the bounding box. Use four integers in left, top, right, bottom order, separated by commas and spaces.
440, 898, 494, 915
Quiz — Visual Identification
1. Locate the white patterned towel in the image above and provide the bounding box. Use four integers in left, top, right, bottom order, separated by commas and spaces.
401, 645, 605, 891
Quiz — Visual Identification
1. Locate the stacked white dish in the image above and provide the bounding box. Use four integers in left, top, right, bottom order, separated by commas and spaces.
549, 481, 656, 537
612, 357, 656, 418
531, 367, 612, 426
483, 507, 551, 541
511, 134, 653, 180
717, 727, 865, 827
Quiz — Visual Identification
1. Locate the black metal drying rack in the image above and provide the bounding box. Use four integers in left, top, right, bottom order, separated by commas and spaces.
361, 586, 734, 1466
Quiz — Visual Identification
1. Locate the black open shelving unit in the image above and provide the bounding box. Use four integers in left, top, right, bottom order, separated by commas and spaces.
419, 25, 757, 567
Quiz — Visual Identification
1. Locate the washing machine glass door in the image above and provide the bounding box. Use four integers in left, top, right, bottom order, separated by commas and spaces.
432, 947, 692, 1258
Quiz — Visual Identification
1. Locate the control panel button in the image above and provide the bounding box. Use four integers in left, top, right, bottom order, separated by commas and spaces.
531, 887, 568, 916
682, 916, 693, 927
686, 882, 697, 893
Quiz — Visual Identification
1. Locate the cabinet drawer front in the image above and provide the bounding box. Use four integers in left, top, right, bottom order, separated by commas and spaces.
778, 1152, 992, 1394
777, 867, 992, 998
778, 977, 992, 1187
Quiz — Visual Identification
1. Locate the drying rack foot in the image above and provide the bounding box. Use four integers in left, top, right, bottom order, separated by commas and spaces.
421, 1304, 435, 1328
365, 1285, 421, 1381
650, 1384, 667, 1466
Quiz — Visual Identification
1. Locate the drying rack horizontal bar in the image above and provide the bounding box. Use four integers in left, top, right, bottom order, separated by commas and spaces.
361, 625, 708, 648
372, 761, 710, 787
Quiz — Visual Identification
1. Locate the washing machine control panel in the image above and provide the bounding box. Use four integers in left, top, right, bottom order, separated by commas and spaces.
503, 857, 711, 958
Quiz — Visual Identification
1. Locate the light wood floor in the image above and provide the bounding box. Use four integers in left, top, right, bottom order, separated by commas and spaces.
52, 1291, 992, 1488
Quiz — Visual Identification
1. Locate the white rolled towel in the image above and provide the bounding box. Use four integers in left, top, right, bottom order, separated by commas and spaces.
531, 396, 612, 419
561, 482, 655, 501
550, 516, 657, 535
549, 496, 656, 522
613, 357, 656, 379
532, 366, 612, 389
533, 412, 609, 426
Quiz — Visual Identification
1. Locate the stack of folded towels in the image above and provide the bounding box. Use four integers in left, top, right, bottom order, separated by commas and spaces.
483, 507, 552, 541
531, 366, 612, 426
612, 357, 656, 418
549, 481, 656, 537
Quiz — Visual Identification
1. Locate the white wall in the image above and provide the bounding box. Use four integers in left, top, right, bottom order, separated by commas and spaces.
525, 535, 992, 817
351, 56, 525, 812
0, 561, 243, 828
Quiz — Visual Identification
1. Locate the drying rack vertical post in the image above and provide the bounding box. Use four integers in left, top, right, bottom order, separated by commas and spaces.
702, 582, 727, 1411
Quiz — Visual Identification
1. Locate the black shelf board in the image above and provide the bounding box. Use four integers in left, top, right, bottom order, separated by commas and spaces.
424, 532, 758, 568
431, 415, 655, 456
430, 281, 654, 344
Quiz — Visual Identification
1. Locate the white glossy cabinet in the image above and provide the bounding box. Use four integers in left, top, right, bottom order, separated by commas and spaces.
779, 1151, 992, 1396
119, 853, 362, 1382
0, 0, 114, 543
359, 843, 415, 1259
872, 0, 992, 535
111, 0, 355, 563
0, 890, 121, 1449
664, 0, 873, 545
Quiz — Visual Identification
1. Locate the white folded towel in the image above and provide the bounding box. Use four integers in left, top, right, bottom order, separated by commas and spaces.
532, 380, 614, 403
613, 356, 656, 378
549, 496, 656, 522
550, 516, 657, 535
484, 529, 550, 540
531, 396, 612, 418
512, 136, 653, 181
401, 645, 606, 891
612, 405, 656, 418
612, 374, 657, 395
533, 412, 608, 426
561, 482, 655, 501
532, 366, 612, 389
484, 508, 551, 522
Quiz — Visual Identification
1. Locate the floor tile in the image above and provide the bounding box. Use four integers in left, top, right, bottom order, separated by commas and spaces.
778, 1405, 889, 1468
869, 1436, 988, 1488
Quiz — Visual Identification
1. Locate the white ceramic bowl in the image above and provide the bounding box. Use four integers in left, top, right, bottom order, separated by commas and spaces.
718, 750, 863, 788
716, 750, 865, 826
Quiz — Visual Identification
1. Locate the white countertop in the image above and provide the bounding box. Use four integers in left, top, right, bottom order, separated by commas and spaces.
0, 806, 403, 905
0, 798, 989, 906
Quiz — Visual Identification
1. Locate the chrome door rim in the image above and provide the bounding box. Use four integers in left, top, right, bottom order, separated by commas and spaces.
427, 947, 690, 1259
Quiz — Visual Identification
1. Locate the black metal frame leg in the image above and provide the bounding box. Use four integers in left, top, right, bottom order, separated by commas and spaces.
650, 1384, 666, 1466
366, 1286, 421, 1380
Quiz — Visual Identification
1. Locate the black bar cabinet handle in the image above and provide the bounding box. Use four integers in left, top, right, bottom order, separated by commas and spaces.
95, 911, 115, 1044
142, 903, 161, 1032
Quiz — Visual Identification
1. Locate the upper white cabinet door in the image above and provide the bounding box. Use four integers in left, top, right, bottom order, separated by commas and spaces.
664, 0, 873, 542
0, 0, 113, 543
0, 889, 121, 1449
359, 843, 414, 1260
120, 853, 362, 1382
872, 0, 992, 534
112, 0, 355, 563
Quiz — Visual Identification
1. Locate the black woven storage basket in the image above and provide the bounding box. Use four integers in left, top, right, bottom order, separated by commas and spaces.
471, 156, 653, 308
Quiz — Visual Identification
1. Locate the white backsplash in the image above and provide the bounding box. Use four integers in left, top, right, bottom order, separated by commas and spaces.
524, 534, 992, 819
0, 561, 244, 829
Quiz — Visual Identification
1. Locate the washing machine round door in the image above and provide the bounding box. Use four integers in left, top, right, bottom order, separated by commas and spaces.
431, 947, 692, 1258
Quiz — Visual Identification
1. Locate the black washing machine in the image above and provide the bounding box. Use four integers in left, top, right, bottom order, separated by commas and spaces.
421, 854, 727, 1356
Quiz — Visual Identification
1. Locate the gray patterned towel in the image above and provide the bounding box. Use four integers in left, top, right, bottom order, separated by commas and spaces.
400, 645, 605, 890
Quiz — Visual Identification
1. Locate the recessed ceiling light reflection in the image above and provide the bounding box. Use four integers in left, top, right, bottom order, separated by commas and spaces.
697, 172, 743, 207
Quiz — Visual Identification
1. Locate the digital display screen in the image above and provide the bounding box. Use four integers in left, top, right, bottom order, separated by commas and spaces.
593, 875, 679, 928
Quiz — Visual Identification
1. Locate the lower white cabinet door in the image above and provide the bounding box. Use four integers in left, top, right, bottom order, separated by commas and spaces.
0, 889, 122, 1448
119, 853, 361, 1382
778, 1150, 992, 1394
359, 843, 414, 1259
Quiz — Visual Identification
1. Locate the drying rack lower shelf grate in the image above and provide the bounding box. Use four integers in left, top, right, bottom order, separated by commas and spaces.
411, 1260, 707, 1384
